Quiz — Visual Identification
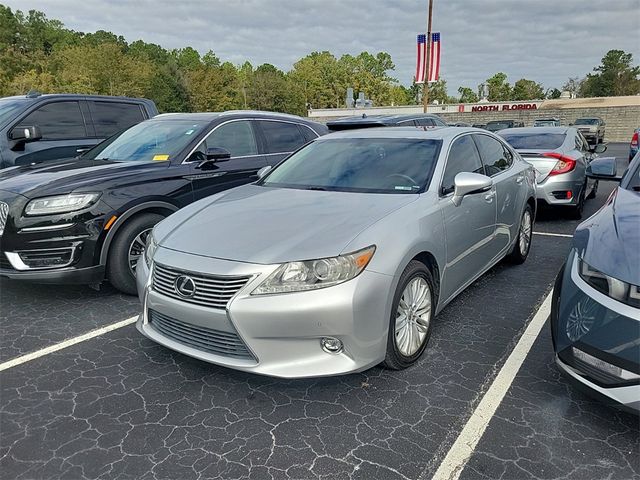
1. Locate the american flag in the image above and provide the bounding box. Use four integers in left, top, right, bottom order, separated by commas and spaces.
415, 32, 441, 84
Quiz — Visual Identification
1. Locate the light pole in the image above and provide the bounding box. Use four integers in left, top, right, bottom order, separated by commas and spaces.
422, 0, 434, 113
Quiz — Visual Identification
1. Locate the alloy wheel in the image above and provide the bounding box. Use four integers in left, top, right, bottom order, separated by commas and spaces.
519, 210, 532, 255
394, 277, 432, 356
128, 228, 152, 275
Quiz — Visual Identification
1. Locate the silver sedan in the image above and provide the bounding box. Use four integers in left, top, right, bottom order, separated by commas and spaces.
136, 127, 536, 378
499, 127, 606, 219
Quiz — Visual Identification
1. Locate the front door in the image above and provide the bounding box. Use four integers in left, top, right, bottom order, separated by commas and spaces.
189, 120, 266, 200
439, 134, 497, 303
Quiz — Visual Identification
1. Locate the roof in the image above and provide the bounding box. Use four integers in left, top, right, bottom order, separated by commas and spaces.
0, 93, 153, 103
326, 113, 443, 126
154, 110, 313, 122
319, 126, 479, 141
499, 126, 571, 135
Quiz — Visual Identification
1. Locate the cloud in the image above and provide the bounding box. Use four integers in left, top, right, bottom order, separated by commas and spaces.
4, 0, 638, 95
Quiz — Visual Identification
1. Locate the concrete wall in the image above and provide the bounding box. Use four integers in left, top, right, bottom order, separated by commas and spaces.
436, 106, 640, 142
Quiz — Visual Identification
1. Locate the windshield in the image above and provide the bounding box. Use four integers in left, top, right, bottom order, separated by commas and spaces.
261, 138, 442, 194
486, 122, 512, 131
576, 118, 599, 125
0, 99, 27, 127
534, 120, 557, 126
500, 133, 566, 150
84, 119, 209, 162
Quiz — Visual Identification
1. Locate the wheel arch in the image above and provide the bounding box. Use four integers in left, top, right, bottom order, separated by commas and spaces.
98, 201, 178, 265
411, 251, 441, 309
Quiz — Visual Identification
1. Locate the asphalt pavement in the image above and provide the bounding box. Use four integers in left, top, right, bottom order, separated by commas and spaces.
1, 143, 637, 480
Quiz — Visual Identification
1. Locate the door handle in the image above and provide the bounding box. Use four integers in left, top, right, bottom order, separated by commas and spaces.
515, 175, 524, 184
76, 147, 90, 154
484, 191, 495, 202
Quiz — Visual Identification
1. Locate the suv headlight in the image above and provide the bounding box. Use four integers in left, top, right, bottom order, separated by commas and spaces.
25, 193, 100, 216
144, 232, 158, 267
252, 245, 375, 295
578, 258, 640, 308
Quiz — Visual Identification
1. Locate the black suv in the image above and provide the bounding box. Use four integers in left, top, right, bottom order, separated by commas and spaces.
0, 92, 158, 168
0, 111, 327, 293
326, 113, 447, 131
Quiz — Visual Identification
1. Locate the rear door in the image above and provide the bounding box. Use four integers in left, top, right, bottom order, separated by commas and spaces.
438, 134, 498, 303
473, 134, 522, 255
87, 100, 147, 146
255, 120, 313, 166
10, 100, 95, 165
189, 119, 266, 200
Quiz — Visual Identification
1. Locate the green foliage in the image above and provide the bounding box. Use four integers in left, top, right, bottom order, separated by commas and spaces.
483, 72, 511, 101
546, 88, 561, 99
512, 78, 545, 100
457, 86, 478, 103
579, 50, 640, 97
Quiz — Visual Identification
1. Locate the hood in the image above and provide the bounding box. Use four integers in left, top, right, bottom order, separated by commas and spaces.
156, 184, 417, 264
573, 187, 640, 285
0, 158, 169, 198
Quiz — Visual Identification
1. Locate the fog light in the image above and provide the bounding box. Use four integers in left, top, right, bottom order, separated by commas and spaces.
321, 337, 343, 354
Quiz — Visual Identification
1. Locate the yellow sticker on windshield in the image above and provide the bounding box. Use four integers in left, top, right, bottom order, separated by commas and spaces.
152, 154, 170, 161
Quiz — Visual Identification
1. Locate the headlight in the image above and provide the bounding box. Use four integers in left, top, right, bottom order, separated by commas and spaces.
252, 245, 375, 295
144, 232, 158, 267
24, 193, 100, 216
578, 258, 640, 308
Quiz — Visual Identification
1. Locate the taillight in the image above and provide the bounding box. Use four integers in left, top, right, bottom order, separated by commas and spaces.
543, 152, 577, 176
631, 131, 638, 148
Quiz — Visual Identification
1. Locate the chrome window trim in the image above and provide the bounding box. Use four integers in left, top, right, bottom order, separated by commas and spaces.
437, 132, 485, 197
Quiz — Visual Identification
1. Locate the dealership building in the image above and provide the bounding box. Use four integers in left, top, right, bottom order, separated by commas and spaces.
308, 95, 640, 142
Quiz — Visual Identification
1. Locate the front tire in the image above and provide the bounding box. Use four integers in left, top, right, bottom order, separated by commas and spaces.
383, 261, 435, 370
107, 213, 164, 294
507, 204, 533, 264
587, 180, 598, 200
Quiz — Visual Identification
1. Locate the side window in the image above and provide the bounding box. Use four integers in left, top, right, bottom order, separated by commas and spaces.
15, 101, 86, 140
259, 120, 307, 153
300, 125, 318, 143
441, 135, 484, 194
89, 101, 145, 136
416, 118, 435, 127
474, 135, 512, 176
206, 120, 258, 157
397, 119, 417, 126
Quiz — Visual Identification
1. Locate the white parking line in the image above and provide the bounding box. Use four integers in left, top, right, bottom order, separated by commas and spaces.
429, 289, 554, 480
533, 231, 573, 238
0, 316, 137, 372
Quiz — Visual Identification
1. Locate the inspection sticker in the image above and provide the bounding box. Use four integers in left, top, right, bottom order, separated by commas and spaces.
152, 154, 170, 161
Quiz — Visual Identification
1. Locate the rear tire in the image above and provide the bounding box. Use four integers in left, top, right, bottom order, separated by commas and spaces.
507, 204, 533, 264
382, 261, 435, 370
107, 213, 164, 295
587, 180, 598, 199
568, 184, 585, 220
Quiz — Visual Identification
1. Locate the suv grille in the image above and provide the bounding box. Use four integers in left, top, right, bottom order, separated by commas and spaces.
149, 309, 254, 360
152, 263, 251, 309
0, 202, 8, 236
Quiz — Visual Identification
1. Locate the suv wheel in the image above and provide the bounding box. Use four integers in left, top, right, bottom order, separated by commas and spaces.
383, 261, 435, 370
107, 213, 164, 294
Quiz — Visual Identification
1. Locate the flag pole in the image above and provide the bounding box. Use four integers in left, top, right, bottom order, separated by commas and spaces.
422, 0, 434, 113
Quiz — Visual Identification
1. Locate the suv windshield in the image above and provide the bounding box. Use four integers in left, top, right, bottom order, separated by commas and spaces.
0, 99, 27, 127
575, 118, 599, 125
261, 138, 442, 193
500, 133, 566, 150
534, 120, 557, 126
85, 119, 209, 162
486, 122, 512, 131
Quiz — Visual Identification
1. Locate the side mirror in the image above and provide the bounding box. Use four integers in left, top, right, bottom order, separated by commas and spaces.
10, 125, 42, 142
586, 157, 620, 181
206, 147, 231, 162
590, 143, 607, 154
452, 172, 493, 206
257, 165, 272, 178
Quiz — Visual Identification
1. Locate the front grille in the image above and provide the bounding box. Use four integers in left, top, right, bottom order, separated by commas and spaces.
149, 309, 254, 360
152, 263, 252, 309
0, 253, 13, 270
0, 201, 8, 236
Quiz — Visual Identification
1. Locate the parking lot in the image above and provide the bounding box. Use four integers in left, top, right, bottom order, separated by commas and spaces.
1, 143, 637, 480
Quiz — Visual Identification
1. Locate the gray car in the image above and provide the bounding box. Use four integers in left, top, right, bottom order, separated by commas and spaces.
572, 117, 605, 144
136, 127, 536, 378
500, 127, 605, 219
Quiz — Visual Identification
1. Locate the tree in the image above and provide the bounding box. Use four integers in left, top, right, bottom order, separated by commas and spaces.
483, 72, 511, 101
546, 88, 561, 99
458, 86, 478, 103
562, 77, 583, 97
580, 50, 640, 97
248, 64, 305, 115
511, 78, 545, 100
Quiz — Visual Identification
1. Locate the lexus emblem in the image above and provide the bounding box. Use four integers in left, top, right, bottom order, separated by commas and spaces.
174, 275, 196, 298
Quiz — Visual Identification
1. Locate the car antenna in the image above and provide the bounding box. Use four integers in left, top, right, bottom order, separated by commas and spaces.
362, 113, 367, 118
26, 90, 42, 98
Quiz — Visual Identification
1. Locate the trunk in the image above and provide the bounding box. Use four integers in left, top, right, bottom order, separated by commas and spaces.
518, 149, 561, 183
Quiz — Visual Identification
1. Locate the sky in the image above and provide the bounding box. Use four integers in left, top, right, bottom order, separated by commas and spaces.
4, 0, 639, 95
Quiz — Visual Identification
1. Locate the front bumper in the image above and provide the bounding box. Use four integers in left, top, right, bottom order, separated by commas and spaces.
536, 176, 584, 206
550, 251, 640, 413
135, 247, 394, 378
